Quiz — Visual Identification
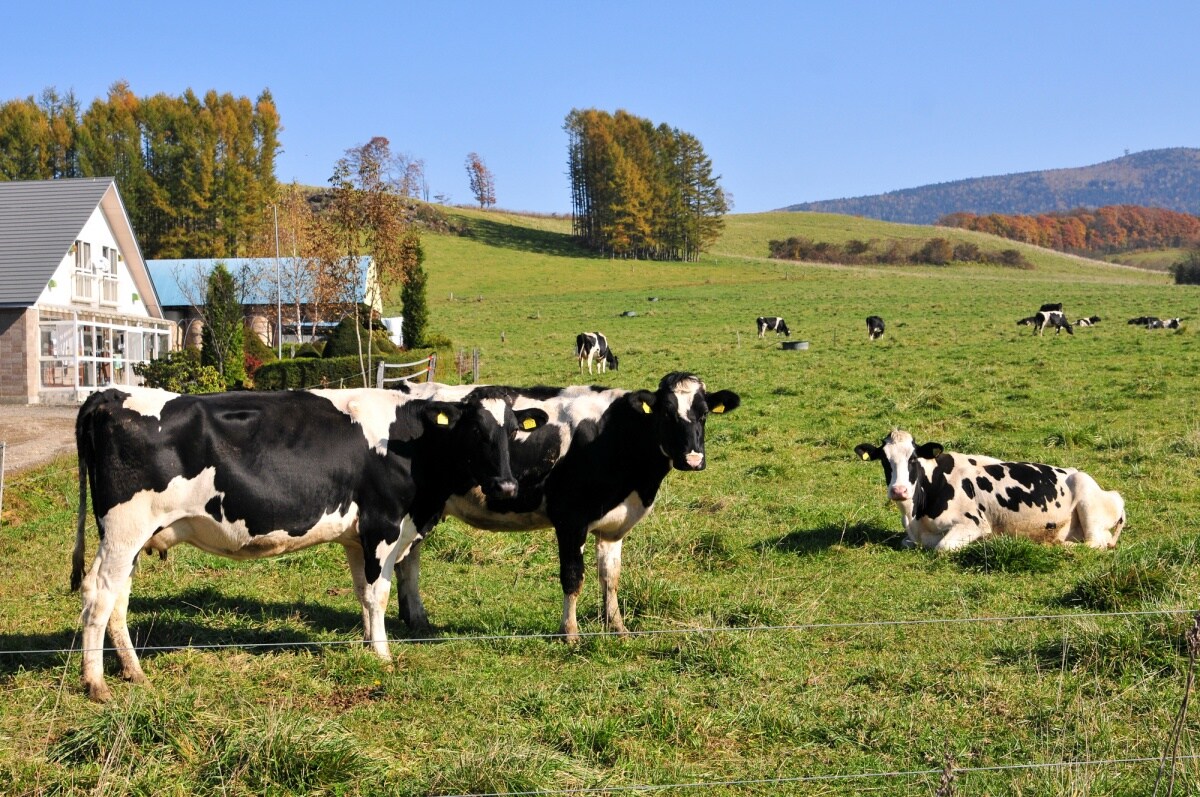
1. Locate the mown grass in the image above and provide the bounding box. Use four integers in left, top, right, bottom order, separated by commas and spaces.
1, 209, 1198, 795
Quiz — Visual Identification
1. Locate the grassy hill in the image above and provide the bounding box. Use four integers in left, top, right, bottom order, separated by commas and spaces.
3, 209, 1197, 795
784, 147, 1200, 224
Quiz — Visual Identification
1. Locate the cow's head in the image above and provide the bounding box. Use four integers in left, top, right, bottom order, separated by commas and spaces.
605, 350, 619, 371
427, 390, 549, 499
779, 321, 791, 337
854, 430, 943, 503
628, 372, 740, 471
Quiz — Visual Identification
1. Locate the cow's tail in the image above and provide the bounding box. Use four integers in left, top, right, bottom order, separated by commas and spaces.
71, 399, 96, 592
574, 334, 586, 359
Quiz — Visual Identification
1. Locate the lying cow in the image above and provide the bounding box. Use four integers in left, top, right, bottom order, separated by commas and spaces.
854, 429, 1124, 551
1034, 309, 1073, 335
756, 316, 790, 337
1127, 316, 1180, 329
576, 331, 618, 374
866, 315, 885, 340
71, 385, 546, 701
1074, 316, 1101, 327
399, 373, 741, 640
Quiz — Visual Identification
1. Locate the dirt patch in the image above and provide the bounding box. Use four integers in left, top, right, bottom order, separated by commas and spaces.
0, 405, 78, 475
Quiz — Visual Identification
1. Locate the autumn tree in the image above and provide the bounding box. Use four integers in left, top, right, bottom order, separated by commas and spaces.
565, 108, 727, 261
465, 152, 496, 208
1, 82, 280, 258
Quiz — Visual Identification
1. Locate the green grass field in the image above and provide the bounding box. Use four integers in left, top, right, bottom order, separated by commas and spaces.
2, 209, 1199, 795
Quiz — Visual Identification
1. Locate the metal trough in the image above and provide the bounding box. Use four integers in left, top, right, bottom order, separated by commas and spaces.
781, 340, 810, 351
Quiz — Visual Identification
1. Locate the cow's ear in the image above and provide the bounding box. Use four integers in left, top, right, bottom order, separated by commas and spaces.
914, 442, 944, 459
705, 390, 740, 415
627, 390, 657, 416
854, 443, 882, 462
424, 401, 462, 429
515, 407, 549, 431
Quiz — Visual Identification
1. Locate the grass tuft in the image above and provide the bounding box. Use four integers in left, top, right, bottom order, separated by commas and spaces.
1061, 562, 1174, 610
952, 536, 1066, 574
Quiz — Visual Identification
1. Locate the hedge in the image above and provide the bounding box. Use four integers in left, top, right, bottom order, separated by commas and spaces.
253, 348, 452, 391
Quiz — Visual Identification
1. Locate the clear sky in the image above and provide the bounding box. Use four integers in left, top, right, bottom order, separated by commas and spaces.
4, 1, 1198, 214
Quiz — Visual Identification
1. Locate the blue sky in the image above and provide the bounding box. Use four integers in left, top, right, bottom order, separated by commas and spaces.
4, 1, 1198, 214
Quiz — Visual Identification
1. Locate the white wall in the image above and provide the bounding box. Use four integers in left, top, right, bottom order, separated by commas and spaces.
35, 206, 151, 317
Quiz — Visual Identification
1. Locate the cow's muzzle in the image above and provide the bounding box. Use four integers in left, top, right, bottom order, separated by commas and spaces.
684, 452, 704, 470
487, 478, 519, 499
889, 485, 909, 501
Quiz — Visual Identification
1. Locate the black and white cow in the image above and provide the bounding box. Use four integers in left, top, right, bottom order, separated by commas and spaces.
71, 385, 546, 702
756, 316, 790, 337
576, 332, 618, 374
1131, 316, 1182, 329
1074, 316, 1101, 327
866, 315, 885, 340
1033, 309, 1073, 335
399, 373, 741, 640
854, 429, 1125, 552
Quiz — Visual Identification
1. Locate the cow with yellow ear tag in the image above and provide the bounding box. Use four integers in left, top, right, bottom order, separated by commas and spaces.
395, 372, 740, 640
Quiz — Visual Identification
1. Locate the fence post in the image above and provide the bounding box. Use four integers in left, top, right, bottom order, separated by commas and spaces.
472, 348, 480, 384
0, 441, 5, 528
376, 360, 386, 388
426, 353, 437, 383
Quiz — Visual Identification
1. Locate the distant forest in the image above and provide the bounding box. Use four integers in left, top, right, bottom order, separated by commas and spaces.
0, 83, 280, 259
565, 108, 727, 261
940, 205, 1200, 254
785, 148, 1200, 224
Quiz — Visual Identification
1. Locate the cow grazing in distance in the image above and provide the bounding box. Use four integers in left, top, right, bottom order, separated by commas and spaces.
866, 316, 886, 340
71, 385, 547, 702
756, 316, 790, 337
1034, 309, 1073, 335
854, 429, 1125, 552
1074, 316, 1101, 327
397, 373, 741, 640
576, 332, 618, 374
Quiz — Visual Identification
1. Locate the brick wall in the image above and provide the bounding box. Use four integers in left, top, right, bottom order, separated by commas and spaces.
0, 308, 36, 404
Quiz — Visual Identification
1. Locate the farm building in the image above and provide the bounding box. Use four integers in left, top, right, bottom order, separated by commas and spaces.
145, 256, 400, 350
0, 178, 173, 405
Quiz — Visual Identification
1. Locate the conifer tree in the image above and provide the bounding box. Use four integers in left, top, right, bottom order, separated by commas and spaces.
200, 262, 246, 384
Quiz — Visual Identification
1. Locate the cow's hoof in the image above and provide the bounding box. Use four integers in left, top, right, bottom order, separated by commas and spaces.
120, 669, 147, 684
86, 681, 113, 703
559, 625, 581, 644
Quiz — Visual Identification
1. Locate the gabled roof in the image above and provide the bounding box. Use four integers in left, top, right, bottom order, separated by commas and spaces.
0, 178, 161, 315
147, 257, 374, 309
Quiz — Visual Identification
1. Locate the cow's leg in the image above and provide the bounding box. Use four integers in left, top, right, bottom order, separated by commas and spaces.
933, 525, 983, 551
394, 537, 430, 631
80, 535, 144, 702
595, 535, 628, 635
360, 518, 422, 661
106, 557, 146, 684
556, 526, 588, 642
343, 544, 372, 642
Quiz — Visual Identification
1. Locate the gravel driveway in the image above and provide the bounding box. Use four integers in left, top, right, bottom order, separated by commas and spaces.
0, 404, 79, 474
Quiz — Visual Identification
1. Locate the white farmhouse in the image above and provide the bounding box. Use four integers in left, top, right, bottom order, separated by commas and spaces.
0, 178, 173, 404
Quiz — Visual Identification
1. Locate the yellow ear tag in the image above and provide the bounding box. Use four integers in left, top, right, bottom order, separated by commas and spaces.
641, 401, 652, 414
522, 417, 537, 430
436, 412, 450, 426
711, 404, 725, 414
861, 452, 871, 460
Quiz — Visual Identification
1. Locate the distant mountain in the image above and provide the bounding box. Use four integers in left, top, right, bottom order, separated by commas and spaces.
783, 147, 1200, 224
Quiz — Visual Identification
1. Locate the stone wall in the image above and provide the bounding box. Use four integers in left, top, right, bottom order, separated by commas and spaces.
0, 308, 36, 404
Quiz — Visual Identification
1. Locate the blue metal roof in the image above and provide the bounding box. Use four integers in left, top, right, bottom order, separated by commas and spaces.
146, 257, 373, 309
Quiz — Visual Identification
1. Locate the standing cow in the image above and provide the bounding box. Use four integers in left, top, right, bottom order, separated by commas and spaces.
854, 429, 1125, 551
756, 317, 790, 337
398, 373, 741, 639
576, 332, 618, 374
866, 315, 885, 340
71, 385, 546, 701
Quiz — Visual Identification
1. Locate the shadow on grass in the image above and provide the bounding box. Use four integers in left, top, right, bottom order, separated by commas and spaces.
459, 215, 592, 259
0, 585, 396, 677
755, 522, 907, 556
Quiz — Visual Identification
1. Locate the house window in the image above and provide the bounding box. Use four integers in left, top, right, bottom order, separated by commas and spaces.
100, 246, 119, 305
73, 240, 95, 303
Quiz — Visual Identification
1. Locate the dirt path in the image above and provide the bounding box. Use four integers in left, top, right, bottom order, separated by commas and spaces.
0, 405, 78, 474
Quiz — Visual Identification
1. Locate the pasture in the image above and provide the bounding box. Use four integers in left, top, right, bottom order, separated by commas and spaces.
2, 209, 1198, 795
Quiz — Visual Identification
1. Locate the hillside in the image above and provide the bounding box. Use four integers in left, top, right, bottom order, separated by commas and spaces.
782, 147, 1200, 224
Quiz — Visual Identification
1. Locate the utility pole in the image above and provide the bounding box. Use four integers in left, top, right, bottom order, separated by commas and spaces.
273, 204, 282, 358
